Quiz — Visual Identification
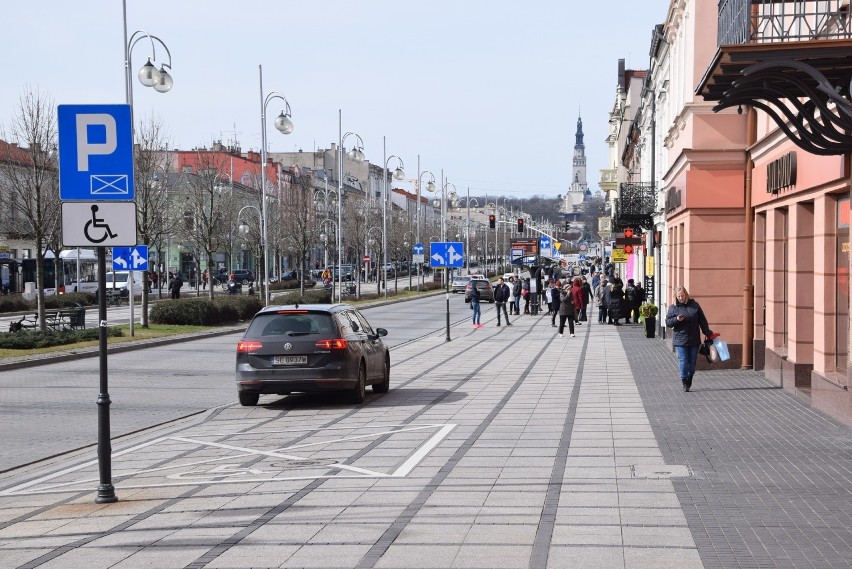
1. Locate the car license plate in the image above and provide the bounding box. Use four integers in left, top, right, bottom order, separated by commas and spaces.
273, 355, 307, 365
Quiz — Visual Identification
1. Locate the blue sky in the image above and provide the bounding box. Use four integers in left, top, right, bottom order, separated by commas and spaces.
1, 1, 670, 199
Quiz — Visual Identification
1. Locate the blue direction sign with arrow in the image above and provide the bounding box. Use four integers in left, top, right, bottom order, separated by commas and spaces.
539, 235, 552, 251
412, 243, 424, 255
429, 241, 465, 268
112, 245, 148, 271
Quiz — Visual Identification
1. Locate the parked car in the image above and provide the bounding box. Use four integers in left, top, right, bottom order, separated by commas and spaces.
212, 271, 230, 285
467, 274, 487, 281
281, 269, 300, 281
452, 275, 471, 293
465, 279, 495, 303
235, 304, 390, 406
231, 269, 255, 284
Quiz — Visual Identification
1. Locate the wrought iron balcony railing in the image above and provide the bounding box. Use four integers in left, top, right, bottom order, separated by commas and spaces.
614, 182, 656, 230
719, 0, 852, 45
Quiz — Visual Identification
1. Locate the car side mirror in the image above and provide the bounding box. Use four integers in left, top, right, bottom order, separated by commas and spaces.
375, 328, 388, 337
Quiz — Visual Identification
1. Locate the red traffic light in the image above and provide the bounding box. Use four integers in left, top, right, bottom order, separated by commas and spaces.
624, 228, 634, 238
624, 245, 633, 254
489, 214, 496, 229
517, 218, 525, 233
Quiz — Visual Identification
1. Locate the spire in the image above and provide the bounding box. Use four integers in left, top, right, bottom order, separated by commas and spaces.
575, 115, 584, 149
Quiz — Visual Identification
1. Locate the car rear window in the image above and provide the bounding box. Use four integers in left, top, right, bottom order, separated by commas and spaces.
246, 312, 336, 338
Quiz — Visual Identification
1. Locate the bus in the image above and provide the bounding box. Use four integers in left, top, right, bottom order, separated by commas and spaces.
20, 249, 99, 295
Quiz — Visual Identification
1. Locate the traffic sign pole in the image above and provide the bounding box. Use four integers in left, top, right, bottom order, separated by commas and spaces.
95, 246, 117, 503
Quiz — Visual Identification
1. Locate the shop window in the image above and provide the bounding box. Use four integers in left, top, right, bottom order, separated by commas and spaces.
836, 197, 849, 373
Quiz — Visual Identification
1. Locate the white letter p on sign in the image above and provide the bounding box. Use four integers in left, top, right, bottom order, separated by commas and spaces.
76, 114, 117, 171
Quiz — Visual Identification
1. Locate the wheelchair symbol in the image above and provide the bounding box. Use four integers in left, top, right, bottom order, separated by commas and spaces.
84, 205, 118, 243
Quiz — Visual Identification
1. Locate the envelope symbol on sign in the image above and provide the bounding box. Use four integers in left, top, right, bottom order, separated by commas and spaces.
90, 174, 129, 195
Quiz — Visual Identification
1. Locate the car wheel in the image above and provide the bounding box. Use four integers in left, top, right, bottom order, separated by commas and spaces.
373, 357, 390, 393
349, 362, 367, 404
238, 391, 259, 406
242, 278, 250, 285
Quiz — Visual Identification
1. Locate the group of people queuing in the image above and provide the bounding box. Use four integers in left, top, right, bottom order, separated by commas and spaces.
593, 272, 646, 326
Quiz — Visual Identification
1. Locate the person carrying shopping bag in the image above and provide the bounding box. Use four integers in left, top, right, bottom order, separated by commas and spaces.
665, 285, 714, 392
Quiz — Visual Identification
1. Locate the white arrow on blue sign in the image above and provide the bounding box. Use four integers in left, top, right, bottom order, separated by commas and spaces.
112, 246, 148, 271
412, 243, 424, 255
429, 242, 465, 268
540, 236, 551, 250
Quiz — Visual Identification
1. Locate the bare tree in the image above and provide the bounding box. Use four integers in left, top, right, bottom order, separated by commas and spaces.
180, 152, 230, 300
279, 173, 319, 296
134, 118, 172, 323
0, 89, 60, 330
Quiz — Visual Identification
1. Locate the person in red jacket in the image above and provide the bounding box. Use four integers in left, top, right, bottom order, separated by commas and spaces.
572, 277, 584, 326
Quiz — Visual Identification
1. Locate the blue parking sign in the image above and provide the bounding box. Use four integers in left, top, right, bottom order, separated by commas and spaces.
58, 105, 135, 201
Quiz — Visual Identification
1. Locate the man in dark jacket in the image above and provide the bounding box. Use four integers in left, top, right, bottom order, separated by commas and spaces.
493, 277, 512, 326
511, 278, 522, 315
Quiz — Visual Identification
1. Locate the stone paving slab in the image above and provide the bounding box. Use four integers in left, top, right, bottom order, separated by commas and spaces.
0, 309, 850, 568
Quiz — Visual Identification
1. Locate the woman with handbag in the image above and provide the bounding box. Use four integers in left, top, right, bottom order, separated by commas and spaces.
665, 286, 714, 392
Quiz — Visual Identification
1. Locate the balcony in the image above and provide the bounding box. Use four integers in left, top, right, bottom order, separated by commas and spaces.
599, 168, 617, 190
699, 0, 852, 155
614, 183, 656, 231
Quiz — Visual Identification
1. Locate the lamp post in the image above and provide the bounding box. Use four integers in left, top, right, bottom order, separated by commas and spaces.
258, 64, 294, 305
382, 138, 405, 299
367, 226, 383, 295
337, 111, 365, 303
91, 3, 178, 505
416, 165, 436, 291
466, 194, 481, 273
315, 180, 338, 273
238, 206, 263, 279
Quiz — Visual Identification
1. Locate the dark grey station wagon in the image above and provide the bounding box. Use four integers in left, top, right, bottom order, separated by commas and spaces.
235, 304, 389, 406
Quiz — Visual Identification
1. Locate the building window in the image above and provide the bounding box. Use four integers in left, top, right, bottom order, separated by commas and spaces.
836, 197, 849, 373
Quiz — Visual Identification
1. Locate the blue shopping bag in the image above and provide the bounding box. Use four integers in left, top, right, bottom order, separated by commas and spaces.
713, 338, 730, 361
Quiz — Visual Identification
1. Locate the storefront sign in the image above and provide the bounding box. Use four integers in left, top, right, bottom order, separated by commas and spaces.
665, 187, 682, 212
767, 151, 797, 194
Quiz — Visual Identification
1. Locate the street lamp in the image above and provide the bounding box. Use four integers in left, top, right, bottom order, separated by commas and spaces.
382, 138, 405, 298
338, 111, 365, 303
466, 194, 481, 273
416, 167, 436, 291
367, 226, 383, 294
258, 64, 294, 305
238, 206, 263, 278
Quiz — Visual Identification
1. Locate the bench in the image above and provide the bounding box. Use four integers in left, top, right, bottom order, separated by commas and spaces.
45, 303, 86, 331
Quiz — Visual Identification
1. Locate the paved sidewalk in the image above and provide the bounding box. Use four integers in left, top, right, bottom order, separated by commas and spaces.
0, 312, 849, 568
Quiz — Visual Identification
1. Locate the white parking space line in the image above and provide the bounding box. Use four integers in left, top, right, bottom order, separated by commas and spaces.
0, 423, 456, 496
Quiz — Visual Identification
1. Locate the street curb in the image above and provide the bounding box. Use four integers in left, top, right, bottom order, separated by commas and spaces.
0, 289, 448, 372
0, 326, 247, 372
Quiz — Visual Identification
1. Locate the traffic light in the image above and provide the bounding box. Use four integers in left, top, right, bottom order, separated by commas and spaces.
564, 220, 569, 231
624, 245, 634, 254
517, 218, 524, 233
489, 214, 496, 229
624, 228, 634, 238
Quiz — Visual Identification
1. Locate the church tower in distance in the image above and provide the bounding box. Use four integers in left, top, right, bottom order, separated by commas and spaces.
561, 115, 589, 213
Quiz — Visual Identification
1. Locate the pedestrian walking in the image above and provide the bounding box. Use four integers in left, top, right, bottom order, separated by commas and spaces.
169, 272, 184, 299
665, 286, 714, 392
608, 281, 624, 325
572, 278, 584, 326
580, 277, 592, 322
494, 277, 512, 326
470, 281, 483, 328
550, 281, 562, 327
558, 284, 575, 337
522, 278, 531, 314
544, 283, 554, 315
507, 277, 516, 315
595, 276, 608, 323
512, 277, 522, 315
624, 279, 638, 323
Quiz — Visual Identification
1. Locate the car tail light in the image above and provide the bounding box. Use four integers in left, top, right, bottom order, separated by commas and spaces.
315, 339, 348, 349
277, 310, 308, 314
237, 340, 263, 353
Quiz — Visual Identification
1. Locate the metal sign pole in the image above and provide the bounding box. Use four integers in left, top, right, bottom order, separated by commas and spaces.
445, 268, 451, 342
95, 246, 117, 503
